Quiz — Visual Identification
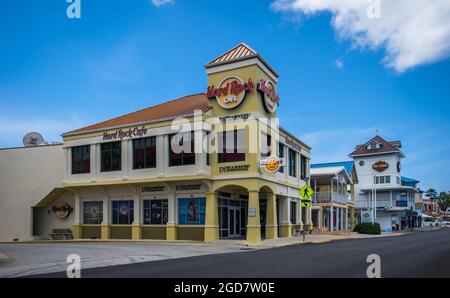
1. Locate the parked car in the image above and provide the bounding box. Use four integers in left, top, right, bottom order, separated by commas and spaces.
435, 219, 450, 227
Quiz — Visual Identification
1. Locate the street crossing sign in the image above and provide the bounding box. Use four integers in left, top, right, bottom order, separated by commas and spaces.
301, 200, 311, 208
299, 184, 314, 200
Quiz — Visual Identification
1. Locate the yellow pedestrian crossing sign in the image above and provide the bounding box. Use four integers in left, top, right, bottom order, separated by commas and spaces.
299, 184, 314, 200
301, 200, 311, 208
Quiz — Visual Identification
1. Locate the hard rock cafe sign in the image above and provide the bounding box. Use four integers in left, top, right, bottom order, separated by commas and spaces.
257, 78, 280, 113
207, 76, 254, 110
52, 203, 73, 219
260, 155, 285, 173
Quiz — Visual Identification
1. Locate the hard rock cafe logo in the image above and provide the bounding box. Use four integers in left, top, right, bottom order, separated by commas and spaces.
373, 161, 389, 172
52, 203, 73, 219
260, 155, 285, 173
207, 76, 254, 109
257, 78, 280, 113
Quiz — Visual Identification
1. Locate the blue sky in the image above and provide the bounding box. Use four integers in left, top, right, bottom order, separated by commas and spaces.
0, 0, 449, 191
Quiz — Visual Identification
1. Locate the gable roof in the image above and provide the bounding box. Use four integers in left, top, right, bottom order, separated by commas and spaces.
311, 161, 354, 177
62, 93, 211, 136
207, 43, 257, 65
349, 135, 405, 157
205, 43, 279, 78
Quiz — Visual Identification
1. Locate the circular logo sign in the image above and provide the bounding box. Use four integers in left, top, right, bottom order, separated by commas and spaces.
260, 155, 285, 173
257, 78, 280, 113
373, 161, 389, 172
52, 203, 73, 219
206, 76, 254, 110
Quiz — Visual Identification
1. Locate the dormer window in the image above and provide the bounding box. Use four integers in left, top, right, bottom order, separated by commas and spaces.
367, 141, 381, 150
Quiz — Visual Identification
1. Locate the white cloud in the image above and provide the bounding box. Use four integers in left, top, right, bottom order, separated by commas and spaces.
151, 0, 174, 7
335, 58, 344, 69
271, 0, 450, 72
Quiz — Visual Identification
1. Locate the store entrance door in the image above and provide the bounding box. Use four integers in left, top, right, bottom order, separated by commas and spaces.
229, 207, 241, 238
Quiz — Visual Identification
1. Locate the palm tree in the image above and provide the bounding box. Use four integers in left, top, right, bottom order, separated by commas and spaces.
425, 188, 437, 199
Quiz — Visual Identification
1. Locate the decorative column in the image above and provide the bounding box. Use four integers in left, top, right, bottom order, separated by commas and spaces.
329, 206, 334, 232
166, 191, 177, 240
132, 194, 141, 240
101, 194, 110, 240
340, 208, 344, 231
246, 190, 261, 244
204, 191, 219, 242
279, 197, 291, 237
265, 193, 278, 239
318, 207, 322, 230
345, 208, 349, 230
72, 191, 82, 239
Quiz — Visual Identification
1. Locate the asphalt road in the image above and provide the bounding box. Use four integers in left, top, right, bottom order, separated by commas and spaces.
32, 229, 450, 278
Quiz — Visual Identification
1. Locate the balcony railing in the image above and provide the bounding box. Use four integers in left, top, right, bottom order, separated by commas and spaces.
354, 200, 413, 210
313, 192, 349, 204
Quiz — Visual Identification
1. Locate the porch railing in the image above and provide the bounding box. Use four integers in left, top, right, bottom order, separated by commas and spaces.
313, 192, 349, 204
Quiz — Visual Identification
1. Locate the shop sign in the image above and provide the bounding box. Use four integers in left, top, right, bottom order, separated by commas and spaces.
259, 155, 285, 173
103, 126, 148, 141
207, 76, 254, 110
219, 113, 250, 124
248, 208, 257, 217
299, 184, 314, 200
361, 210, 373, 223
257, 78, 280, 113
52, 203, 73, 219
373, 161, 389, 172
176, 184, 202, 191
219, 164, 250, 173
285, 136, 302, 152
142, 186, 165, 193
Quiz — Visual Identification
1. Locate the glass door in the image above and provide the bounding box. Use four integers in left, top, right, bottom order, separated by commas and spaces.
229, 207, 241, 237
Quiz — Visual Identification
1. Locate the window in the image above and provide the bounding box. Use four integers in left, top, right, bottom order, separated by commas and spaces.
288, 149, 297, 177
133, 137, 157, 169
374, 175, 391, 184
112, 200, 134, 225
206, 132, 211, 166
169, 132, 195, 166
101, 142, 121, 172
368, 142, 380, 150
218, 129, 245, 163
72, 145, 90, 174
261, 133, 271, 158
300, 155, 307, 180
290, 201, 297, 225
143, 200, 168, 225
178, 198, 206, 225
83, 201, 103, 224
278, 143, 285, 173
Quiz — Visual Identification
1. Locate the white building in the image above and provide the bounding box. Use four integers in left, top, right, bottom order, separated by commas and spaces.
350, 135, 419, 231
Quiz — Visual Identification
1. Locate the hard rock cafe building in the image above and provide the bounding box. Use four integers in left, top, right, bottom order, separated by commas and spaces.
7, 43, 311, 244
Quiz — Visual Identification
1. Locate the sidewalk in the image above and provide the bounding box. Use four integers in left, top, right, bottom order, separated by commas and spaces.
213, 231, 408, 248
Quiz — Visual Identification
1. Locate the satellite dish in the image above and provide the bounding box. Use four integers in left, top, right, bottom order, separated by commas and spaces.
23, 132, 47, 147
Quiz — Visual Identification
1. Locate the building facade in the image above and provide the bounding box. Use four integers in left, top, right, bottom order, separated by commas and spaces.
0, 43, 312, 244
351, 135, 419, 231
310, 161, 358, 233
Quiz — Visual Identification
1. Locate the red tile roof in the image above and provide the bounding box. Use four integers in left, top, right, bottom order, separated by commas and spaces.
207, 43, 257, 66
349, 135, 404, 157
63, 93, 211, 136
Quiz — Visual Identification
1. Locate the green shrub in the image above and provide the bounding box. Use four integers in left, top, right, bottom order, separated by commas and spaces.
353, 222, 381, 234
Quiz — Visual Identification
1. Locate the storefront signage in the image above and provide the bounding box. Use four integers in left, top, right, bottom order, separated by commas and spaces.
103, 126, 148, 141
219, 164, 250, 173
219, 113, 250, 124
285, 136, 302, 152
142, 186, 165, 193
52, 203, 73, 219
259, 156, 285, 173
373, 161, 389, 172
257, 78, 280, 113
207, 76, 254, 110
361, 210, 373, 223
176, 184, 202, 191
248, 208, 257, 217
